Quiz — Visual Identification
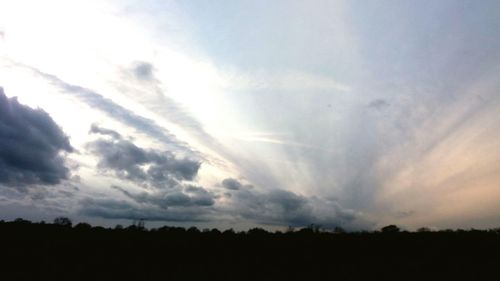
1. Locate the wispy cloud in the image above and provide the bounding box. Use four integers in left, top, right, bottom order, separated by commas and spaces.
13, 61, 197, 157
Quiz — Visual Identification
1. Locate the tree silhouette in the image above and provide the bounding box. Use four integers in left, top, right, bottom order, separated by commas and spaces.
53, 217, 72, 227
187, 226, 200, 233
74, 222, 91, 230
417, 227, 431, 232
381, 224, 400, 233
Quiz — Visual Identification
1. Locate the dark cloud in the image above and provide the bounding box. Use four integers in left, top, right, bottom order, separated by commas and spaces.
112, 185, 215, 208
222, 179, 358, 229
0, 88, 73, 188
79, 176, 361, 227
184, 185, 216, 206
133, 62, 154, 81
368, 99, 390, 110
80, 126, 215, 223
232, 188, 314, 227
89, 124, 122, 139
79, 197, 212, 222
221, 178, 242, 190
162, 191, 192, 207
87, 134, 201, 188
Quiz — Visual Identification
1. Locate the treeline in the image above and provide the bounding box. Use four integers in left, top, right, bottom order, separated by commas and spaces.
3, 216, 500, 235
2, 217, 500, 280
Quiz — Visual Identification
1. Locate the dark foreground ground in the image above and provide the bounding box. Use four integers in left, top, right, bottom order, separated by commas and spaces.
1, 220, 500, 280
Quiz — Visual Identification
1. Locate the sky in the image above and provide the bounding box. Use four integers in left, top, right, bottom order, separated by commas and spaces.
0, 0, 499, 231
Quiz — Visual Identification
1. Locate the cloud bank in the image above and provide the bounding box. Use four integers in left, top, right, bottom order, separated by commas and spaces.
88, 125, 200, 189
0, 88, 73, 188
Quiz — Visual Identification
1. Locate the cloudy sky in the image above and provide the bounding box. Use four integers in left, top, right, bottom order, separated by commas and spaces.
0, 0, 499, 230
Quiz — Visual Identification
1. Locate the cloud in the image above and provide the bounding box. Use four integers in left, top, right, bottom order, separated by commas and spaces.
16, 62, 196, 155
0, 88, 73, 188
17, 60, 233, 170
119, 61, 235, 166
230, 188, 311, 227
221, 179, 360, 229
221, 178, 242, 190
88, 127, 201, 188
79, 126, 217, 223
79, 176, 361, 228
184, 185, 216, 206
161, 191, 192, 207
80, 184, 361, 227
79, 197, 213, 222
122, 61, 211, 136
89, 124, 122, 139
132, 61, 154, 81
112, 185, 215, 208
368, 99, 390, 110
235, 189, 357, 228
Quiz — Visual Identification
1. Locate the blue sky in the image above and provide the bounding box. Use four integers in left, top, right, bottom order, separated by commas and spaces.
0, 0, 499, 230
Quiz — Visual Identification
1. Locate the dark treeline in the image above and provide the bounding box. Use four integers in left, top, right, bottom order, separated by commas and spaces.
2, 218, 500, 280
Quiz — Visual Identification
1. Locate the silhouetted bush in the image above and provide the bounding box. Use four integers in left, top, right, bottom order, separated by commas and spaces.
381, 224, 400, 233
223, 228, 235, 235
247, 227, 269, 236
74, 222, 92, 230
13, 218, 31, 225
187, 226, 200, 233
53, 216, 72, 227
417, 227, 431, 232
